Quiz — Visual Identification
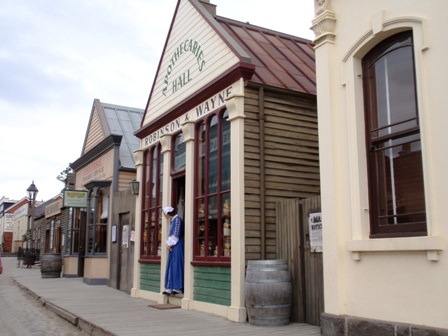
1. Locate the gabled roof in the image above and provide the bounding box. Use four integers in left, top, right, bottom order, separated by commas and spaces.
138, 0, 315, 133
5, 198, 29, 213
216, 16, 315, 94
34, 194, 62, 220
80, 99, 144, 169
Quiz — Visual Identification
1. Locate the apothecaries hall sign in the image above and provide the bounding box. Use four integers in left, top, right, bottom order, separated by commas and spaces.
162, 39, 206, 97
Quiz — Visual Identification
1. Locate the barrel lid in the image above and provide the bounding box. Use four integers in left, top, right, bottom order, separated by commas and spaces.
247, 259, 287, 265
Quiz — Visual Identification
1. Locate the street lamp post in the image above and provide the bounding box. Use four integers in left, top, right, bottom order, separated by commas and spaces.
26, 181, 38, 252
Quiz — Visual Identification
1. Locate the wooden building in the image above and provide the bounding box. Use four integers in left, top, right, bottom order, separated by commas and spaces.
312, 0, 448, 334
65, 99, 143, 291
33, 195, 63, 255
132, 0, 320, 323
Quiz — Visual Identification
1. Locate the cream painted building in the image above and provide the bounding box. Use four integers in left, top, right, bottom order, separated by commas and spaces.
312, 0, 448, 334
7, 198, 30, 252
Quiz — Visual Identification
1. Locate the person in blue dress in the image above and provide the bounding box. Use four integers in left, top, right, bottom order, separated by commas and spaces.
162, 206, 184, 295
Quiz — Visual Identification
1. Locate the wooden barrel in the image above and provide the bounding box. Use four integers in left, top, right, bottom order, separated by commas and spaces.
40, 254, 62, 278
245, 259, 292, 326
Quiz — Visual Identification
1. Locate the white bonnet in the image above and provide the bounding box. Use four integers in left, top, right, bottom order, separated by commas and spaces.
162, 206, 174, 215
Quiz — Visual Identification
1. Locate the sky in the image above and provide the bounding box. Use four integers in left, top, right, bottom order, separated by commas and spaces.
0, 0, 315, 203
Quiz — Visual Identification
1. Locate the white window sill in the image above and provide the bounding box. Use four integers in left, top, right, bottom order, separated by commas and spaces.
346, 235, 445, 261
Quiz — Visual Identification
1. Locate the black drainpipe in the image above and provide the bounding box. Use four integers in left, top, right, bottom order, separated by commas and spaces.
259, 87, 266, 259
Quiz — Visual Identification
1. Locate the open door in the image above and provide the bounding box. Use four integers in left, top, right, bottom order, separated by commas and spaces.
172, 176, 185, 218
118, 212, 133, 292
77, 210, 86, 277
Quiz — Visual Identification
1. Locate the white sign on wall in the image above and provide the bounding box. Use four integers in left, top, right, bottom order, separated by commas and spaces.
308, 212, 322, 253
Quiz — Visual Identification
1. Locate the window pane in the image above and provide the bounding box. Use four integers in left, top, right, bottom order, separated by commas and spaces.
372, 36, 418, 138
221, 111, 231, 191
158, 147, 163, 205
71, 208, 80, 254
208, 195, 218, 256
151, 148, 158, 205
142, 211, 149, 255
141, 145, 163, 259
198, 122, 206, 196
194, 111, 231, 260
208, 116, 218, 194
222, 193, 231, 257
374, 135, 425, 226
173, 132, 186, 172
144, 151, 151, 209
150, 211, 156, 254
363, 31, 426, 237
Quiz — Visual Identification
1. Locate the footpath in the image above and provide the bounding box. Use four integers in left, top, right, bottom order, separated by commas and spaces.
2, 257, 321, 336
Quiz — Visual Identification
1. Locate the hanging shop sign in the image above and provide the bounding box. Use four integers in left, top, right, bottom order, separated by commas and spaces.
63, 190, 88, 208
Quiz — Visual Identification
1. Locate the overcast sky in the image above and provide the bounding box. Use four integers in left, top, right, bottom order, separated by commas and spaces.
0, 0, 315, 202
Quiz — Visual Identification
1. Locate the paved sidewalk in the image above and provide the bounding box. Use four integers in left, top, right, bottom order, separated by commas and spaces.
2, 257, 321, 336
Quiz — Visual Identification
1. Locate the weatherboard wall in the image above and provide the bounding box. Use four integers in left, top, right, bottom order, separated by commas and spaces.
143, 0, 239, 124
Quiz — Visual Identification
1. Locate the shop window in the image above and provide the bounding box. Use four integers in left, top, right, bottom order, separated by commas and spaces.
141, 144, 163, 260
50, 219, 55, 250
86, 188, 108, 254
66, 208, 86, 254
362, 31, 426, 237
173, 132, 186, 174
194, 109, 231, 262
171, 132, 186, 219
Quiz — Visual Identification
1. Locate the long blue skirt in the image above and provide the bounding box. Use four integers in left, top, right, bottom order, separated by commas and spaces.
165, 239, 184, 290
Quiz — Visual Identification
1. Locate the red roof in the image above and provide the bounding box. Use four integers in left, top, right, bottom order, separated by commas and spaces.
216, 16, 316, 95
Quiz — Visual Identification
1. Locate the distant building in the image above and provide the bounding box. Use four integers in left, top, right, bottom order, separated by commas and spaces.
66, 98, 143, 290
0, 197, 17, 252
5, 198, 30, 252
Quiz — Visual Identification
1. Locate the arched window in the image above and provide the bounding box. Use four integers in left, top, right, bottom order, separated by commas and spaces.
362, 31, 426, 237
194, 109, 231, 262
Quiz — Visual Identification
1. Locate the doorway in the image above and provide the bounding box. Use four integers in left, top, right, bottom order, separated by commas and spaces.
77, 210, 87, 277
118, 212, 132, 292
172, 176, 185, 218
276, 196, 324, 326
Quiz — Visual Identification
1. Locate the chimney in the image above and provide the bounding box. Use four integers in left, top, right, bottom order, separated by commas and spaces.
199, 0, 216, 16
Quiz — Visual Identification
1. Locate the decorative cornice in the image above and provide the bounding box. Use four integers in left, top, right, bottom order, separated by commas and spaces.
226, 94, 245, 121
311, 8, 337, 47
133, 149, 144, 167
311, 0, 336, 47
315, 0, 331, 15
182, 120, 195, 143
160, 134, 171, 154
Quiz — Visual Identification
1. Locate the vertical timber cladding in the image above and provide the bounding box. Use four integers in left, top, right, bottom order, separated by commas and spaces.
302, 196, 324, 326
244, 86, 320, 260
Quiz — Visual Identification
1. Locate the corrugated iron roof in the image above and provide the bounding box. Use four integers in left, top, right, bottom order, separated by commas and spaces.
100, 102, 144, 169
78, 99, 144, 170
216, 16, 316, 95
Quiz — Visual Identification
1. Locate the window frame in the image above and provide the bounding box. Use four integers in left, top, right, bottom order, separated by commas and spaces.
140, 144, 163, 262
193, 108, 231, 265
85, 187, 109, 255
362, 30, 427, 238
